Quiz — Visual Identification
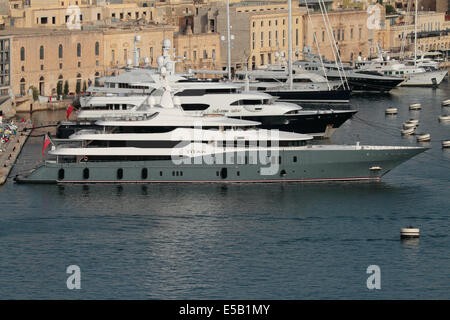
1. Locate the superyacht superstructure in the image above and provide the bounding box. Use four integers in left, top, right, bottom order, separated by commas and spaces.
355, 56, 447, 87
234, 65, 351, 103
58, 40, 356, 139
63, 84, 356, 139
293, 58, 405, 92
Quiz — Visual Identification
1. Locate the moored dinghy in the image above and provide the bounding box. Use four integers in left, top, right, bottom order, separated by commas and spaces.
438, 115, 450, 122
442, 99, 450, 106
417, 133, 431, 142
403, 122, 417, 129
385, 107, 398, 115
409, 103, 422, 110
401, 127, 415, 135
442, 140, 450, 148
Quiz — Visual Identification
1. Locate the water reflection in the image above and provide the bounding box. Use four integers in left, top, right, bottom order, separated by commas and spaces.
82, 185, 89, 197
116, 185, 123, 196
57, 185, 65, 196
141, 185, 148, 196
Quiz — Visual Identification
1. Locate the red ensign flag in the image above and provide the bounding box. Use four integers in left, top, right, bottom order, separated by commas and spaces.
66, 105, 74, 119
42, 134, 51, 156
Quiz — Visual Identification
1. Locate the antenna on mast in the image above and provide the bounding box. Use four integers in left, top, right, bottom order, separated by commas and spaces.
287, 0, 293, 90
226, 0, 232, 81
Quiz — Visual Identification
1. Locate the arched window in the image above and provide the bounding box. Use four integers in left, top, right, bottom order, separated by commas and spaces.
58, 44, 63, 59
57, 75, 63, 95
95, 41, 99, 56
39, 45, 44, 60
39, 76, 45, 95
94, 72, 100, 86
20, 78, 26, 96
20, 47, 25, 61
77, 43, 81, 57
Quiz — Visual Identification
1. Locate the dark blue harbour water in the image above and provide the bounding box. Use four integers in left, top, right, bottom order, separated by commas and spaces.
0, 83, 449, 299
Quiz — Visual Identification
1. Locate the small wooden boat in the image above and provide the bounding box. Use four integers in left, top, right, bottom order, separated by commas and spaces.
438, 115, 450, 122
401, 127, 415, 135
417, 133, 431, 142
385, 107, 398, 115
409, 103, 422, 110
442, 99, 450, 106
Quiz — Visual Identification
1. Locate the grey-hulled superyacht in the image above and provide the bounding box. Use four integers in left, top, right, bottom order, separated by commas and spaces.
16, 85, 426, 184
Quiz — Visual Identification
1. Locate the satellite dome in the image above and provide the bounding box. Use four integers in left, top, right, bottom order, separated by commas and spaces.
173, 96, 181, 106
156, 56, 164, 67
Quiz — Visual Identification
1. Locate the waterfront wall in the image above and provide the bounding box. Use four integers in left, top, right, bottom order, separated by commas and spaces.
0, 97, 15, 119
15, 99, 70, 114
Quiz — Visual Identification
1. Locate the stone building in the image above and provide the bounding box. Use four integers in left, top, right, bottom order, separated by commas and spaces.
0, 19, 220, 100
1, 24, 174, 98
173, 31, 222, 72
5, 0, 159, 28
193, 1, 373, 70
6, 27, 105, 98
376, 10, 449, 55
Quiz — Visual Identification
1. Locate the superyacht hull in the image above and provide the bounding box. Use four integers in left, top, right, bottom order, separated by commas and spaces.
319, 71, 404, 92
15, 146, 426, 184
327, 76, 404, 92
56, 110, 357, 139
399, 70, 448, 87
237, 110, 357, 138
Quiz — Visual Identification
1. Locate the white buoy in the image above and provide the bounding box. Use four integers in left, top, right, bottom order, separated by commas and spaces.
417, 133, 431, 142
403, 122, 417, 129
438, 115, 450, 122
409, 103, 421, 110
385, 107, 398, 115
442, 140, 450, 148
442, 99, 450, 106
401, 127, 415, 135
401, 227, 420, 239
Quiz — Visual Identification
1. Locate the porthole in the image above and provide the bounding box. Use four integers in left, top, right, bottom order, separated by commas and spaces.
83, 168, 89, 180
58, 168, 65, 180
117, 168, 123, 180
141, 168, 148, 179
